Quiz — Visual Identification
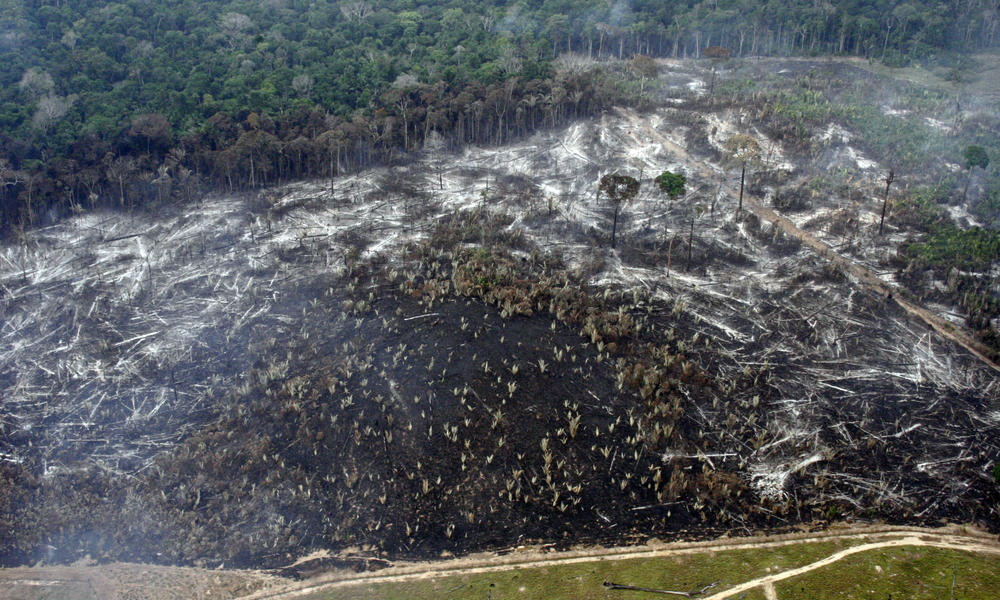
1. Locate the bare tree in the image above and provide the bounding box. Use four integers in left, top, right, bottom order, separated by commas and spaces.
497, 44, 522, 76
107, 156, 138, 207
423, 130, 447, 190
152, 164, 172, 204
553, 52, 596, 77
339, 1, 373, 21
291, 74, 314, 97
703, 46, 730, 95
687, 203, 706, 271
0, 159, 24, 192
879, 168, 894, 235
18, 68, 54, 99
392, 73, 419, 89
32, 94, 74, 130
219, 12, 253, 48
723, 134, 760, 213
60, 29, 78, 49
0, 159, 25, 219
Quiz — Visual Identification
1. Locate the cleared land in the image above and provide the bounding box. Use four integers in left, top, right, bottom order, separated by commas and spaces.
2, 57, 998, 570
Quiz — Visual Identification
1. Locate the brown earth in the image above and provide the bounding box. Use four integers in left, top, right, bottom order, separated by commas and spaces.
0, 560, 282, 600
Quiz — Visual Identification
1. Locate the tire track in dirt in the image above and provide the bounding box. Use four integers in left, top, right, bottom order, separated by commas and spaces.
700, 534, 1000, 600
243, 527, 999, 598
613, 106, 1000, 375
762, 581, 778, 600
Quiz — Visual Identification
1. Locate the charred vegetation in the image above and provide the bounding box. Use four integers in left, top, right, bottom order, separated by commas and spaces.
2, 57, 999, 571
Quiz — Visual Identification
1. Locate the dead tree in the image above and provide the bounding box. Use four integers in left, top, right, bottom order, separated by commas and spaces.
724, 134, 760, 214
687, 203, 705, 271
879, 168, 894, 235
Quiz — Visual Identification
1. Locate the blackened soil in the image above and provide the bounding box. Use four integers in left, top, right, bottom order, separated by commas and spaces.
2, 236, 998, 570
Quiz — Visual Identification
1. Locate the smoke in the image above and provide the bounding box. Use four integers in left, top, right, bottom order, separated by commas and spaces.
497, 4, 537, 36
607, 0, 633, 28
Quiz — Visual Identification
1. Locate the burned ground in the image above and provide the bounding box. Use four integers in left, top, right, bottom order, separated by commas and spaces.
3, 215, 998, 569
1, 58, 999, 569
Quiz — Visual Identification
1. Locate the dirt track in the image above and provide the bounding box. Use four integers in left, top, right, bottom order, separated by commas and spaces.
700, 532, 1000, 600
243, 525, 999, 599
2, 526, 994, 599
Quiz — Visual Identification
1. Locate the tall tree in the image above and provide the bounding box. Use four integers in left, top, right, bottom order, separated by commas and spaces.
723, 134, 760, 214
628, 55, 659, 94
106, 156, 137, 208
703, 46, 730, 94
962, 145, 989, 201
128, 113, 172, 156
599, 173, 640, 249
879, 168, 894, 235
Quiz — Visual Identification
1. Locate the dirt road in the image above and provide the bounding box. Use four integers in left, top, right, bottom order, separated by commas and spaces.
242, 525, 999, 599
5, 526, 989, 599
0, 561, 283, 600
700, 532, 1000, 600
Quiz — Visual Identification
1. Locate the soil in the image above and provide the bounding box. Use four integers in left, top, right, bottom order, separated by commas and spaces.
0, 560, 280, 600
1, 57, 998, 576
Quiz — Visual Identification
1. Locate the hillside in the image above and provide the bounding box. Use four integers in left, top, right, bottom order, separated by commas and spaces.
1, 57, 998, 568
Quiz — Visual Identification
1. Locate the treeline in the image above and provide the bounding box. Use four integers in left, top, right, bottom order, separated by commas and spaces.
1, 0, 998, 230
0, 68, 619, 228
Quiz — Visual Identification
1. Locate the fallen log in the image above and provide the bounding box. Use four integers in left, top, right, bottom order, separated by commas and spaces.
603, 580, 719, 597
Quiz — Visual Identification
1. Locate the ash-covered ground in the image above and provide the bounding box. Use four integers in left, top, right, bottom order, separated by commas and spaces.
1, 58, 998, 568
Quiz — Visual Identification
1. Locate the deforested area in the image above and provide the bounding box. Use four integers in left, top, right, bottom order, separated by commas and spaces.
2, 55, 999, 570
1, 0, 999, 580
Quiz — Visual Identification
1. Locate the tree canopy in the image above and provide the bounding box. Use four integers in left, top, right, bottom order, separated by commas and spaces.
599, 173, 641, 205
723, 134, 762, 167
0, 0, 997, 231
655, 170, 687, 201
599, 173, 639, 249
964, 145, 989, 171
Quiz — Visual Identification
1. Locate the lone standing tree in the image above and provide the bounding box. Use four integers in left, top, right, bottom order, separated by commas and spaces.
879, 168, 894, 235
599, 173, 640, 249
724, 134, 760, 214
628, 55, 659, 95
703, 46, 730, 95
655, 170, 686, 202
962, 145, 989, 201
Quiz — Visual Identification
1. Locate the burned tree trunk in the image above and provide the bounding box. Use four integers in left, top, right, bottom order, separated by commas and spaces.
879, 168, 894, 235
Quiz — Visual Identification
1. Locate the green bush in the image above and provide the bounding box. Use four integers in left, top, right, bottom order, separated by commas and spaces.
902, 225, 1000, 271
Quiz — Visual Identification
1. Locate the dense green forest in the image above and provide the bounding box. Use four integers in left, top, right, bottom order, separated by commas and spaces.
0, 0, 999, 229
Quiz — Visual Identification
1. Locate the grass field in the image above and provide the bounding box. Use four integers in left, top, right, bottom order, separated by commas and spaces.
294, 533, 1000, 600
775, 546, 1000, 600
